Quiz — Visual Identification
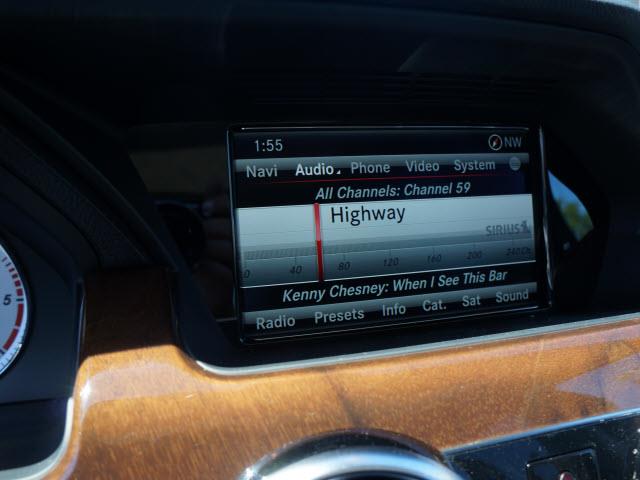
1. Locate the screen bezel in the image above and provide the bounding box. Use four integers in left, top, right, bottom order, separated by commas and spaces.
227, 125, 553, 343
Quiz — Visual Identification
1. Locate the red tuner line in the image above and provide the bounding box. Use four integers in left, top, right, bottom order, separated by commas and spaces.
313, 202, 324, 282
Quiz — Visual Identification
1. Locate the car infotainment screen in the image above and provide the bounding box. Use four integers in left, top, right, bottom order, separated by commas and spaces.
228, 126, 550, 342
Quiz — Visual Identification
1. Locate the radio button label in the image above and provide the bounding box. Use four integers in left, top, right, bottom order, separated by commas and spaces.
256, 314, 296, 331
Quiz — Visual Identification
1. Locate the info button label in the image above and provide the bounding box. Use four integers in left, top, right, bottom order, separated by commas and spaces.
382, 302, 407, 317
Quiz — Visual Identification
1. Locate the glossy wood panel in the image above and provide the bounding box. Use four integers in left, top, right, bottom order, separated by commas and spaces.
50, 269, 640, 479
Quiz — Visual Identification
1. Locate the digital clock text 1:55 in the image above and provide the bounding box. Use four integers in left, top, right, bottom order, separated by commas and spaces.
255, 139, 284, 153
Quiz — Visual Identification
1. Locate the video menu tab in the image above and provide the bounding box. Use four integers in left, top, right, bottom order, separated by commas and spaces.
228, 127, 548, 341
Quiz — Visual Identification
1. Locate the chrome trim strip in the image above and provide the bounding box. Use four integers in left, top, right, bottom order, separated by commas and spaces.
445, 405, 640, 454
236, 125, 528, 132
198, 311, 640, 376
0, 398, 73, 480
240, 446, 464, 480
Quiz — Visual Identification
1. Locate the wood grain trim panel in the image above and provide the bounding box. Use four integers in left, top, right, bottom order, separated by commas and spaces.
49, 269, 640, 479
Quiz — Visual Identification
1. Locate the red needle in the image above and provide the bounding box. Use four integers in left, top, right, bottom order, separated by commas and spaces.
313, 202, 324, 282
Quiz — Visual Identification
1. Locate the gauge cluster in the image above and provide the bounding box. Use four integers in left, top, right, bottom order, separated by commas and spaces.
0, 242, 29, 377
0, 216, 81, 473
0, 89, 155, 474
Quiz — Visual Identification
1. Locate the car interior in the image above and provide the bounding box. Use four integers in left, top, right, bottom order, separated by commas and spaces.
1, 0, 640, 479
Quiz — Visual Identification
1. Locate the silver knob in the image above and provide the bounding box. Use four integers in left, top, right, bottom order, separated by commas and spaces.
239, 430, 465, 480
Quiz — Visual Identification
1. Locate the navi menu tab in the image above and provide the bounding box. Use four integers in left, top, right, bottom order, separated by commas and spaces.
228, 127, 550, 341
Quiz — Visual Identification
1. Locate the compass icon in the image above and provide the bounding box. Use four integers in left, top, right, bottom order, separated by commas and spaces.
488, 134, 503, 151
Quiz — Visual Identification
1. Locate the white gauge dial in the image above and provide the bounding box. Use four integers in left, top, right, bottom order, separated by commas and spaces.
0, 243, 28, 376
